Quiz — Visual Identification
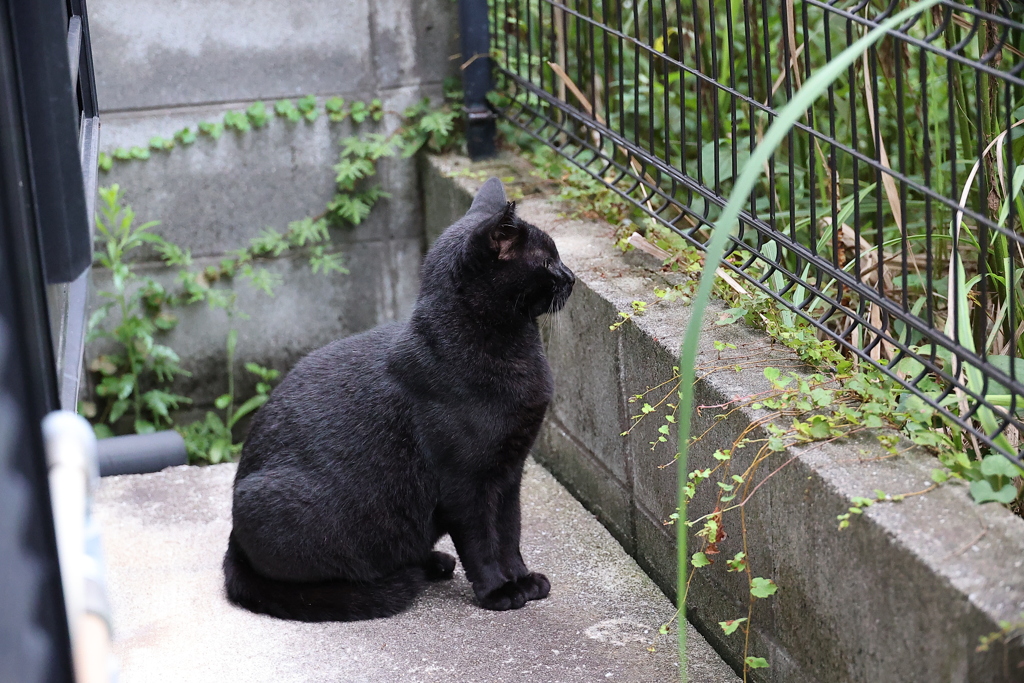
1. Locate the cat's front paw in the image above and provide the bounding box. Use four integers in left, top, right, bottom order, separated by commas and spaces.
477, 580, 528, 611
516, 572, 550, 601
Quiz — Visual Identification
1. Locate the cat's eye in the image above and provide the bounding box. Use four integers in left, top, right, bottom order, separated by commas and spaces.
543, 258, 552, 269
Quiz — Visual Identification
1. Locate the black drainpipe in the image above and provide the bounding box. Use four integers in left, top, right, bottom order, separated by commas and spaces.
458, 0, 496, 160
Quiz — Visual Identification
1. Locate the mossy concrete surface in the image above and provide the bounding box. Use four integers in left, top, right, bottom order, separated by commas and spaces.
421, 153, 1024, 683
94, 461, 738, 683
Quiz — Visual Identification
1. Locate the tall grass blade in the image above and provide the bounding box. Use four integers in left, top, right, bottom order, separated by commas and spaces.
675, 1, 941, 678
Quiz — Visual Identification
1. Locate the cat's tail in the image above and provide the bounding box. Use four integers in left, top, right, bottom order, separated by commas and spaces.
223, 533, 426, 622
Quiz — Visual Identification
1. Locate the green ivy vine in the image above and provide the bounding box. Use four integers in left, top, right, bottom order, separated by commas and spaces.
84, 85, 464, 463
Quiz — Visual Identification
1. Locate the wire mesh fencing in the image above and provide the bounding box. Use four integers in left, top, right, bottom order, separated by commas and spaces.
489, 0, 1024, 468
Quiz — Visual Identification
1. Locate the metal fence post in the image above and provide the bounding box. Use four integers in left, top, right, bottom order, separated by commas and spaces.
458, 0, 496, 160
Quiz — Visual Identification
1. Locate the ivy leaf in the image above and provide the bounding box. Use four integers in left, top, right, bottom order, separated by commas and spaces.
275, 99, 301, 123
148, 136, 174, 151
246, 101, 269, 128
716, 307, 746, 325
745, 656, 769, 669
369, 97, 384, 121
750, 577, 778, 598
810, 387, 833, 406
719, 618, 747, 635
969, 479, 1018, 505
806, 415, 831, 440
174, 127, 197, 145
98, 152, 113, 171
726, 552, 746, 572
296, 94, 319, 122
224, 110, 251, 132
350, 100, 368, 123
198, 121, 224, 139
325, 96, 347, 122
691, 552, 711, 568
980, 454, 1023, 479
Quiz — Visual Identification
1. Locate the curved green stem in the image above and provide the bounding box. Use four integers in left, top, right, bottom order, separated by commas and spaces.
675, 1, 942, 678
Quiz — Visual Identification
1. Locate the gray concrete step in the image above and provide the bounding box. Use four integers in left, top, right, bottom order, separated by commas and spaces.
94, 460, 739, 683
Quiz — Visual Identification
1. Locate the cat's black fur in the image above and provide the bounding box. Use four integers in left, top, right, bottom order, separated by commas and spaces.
224, 178, 575, 622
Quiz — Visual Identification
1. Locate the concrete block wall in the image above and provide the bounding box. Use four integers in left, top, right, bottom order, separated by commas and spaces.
422, 153, 1024, 683
87, 0, 457, 403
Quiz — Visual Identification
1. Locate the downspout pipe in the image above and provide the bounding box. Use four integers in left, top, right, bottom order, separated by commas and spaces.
458, 0, 497, 160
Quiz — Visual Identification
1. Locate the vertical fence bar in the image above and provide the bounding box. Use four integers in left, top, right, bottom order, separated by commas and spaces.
459, 0, 497, 160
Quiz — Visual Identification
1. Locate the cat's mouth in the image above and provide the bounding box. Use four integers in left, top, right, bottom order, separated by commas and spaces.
548, 266, 575, 313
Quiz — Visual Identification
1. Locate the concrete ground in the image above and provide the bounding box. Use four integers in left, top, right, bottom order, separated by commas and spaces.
94, 460, 738, 683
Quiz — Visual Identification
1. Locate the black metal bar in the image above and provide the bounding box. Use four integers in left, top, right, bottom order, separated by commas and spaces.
459, 0, 497, 160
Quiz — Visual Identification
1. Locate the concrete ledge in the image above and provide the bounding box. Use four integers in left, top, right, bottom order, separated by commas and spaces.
94, 461, 739, 683
422, 153, 1024, 683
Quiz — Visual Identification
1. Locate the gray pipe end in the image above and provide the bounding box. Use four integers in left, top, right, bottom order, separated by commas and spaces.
97, 431, 187, 477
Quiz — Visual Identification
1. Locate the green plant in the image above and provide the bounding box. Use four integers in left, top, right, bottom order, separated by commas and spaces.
494, 0, 1024, 476
178, 329, 280, 464
494, 0, 1024, 677
83, 185, 193, 438
88, 92, 465, 463
672, 2, 951, 677
85, 185, 336, 462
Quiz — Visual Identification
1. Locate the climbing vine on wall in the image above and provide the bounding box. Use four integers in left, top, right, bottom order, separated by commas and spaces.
84, 85, 464, 463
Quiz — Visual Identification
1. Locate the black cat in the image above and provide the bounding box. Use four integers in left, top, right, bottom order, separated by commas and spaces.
223, 178, 575, 621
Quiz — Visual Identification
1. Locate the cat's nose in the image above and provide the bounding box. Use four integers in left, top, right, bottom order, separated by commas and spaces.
561, 265, 576, 287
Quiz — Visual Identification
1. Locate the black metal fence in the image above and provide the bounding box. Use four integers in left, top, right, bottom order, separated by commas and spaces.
488, 0, 1024, 467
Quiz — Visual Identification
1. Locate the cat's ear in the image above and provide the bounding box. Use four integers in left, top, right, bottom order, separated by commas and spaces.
476, 201, 524, 261
468, 177, 508, 216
